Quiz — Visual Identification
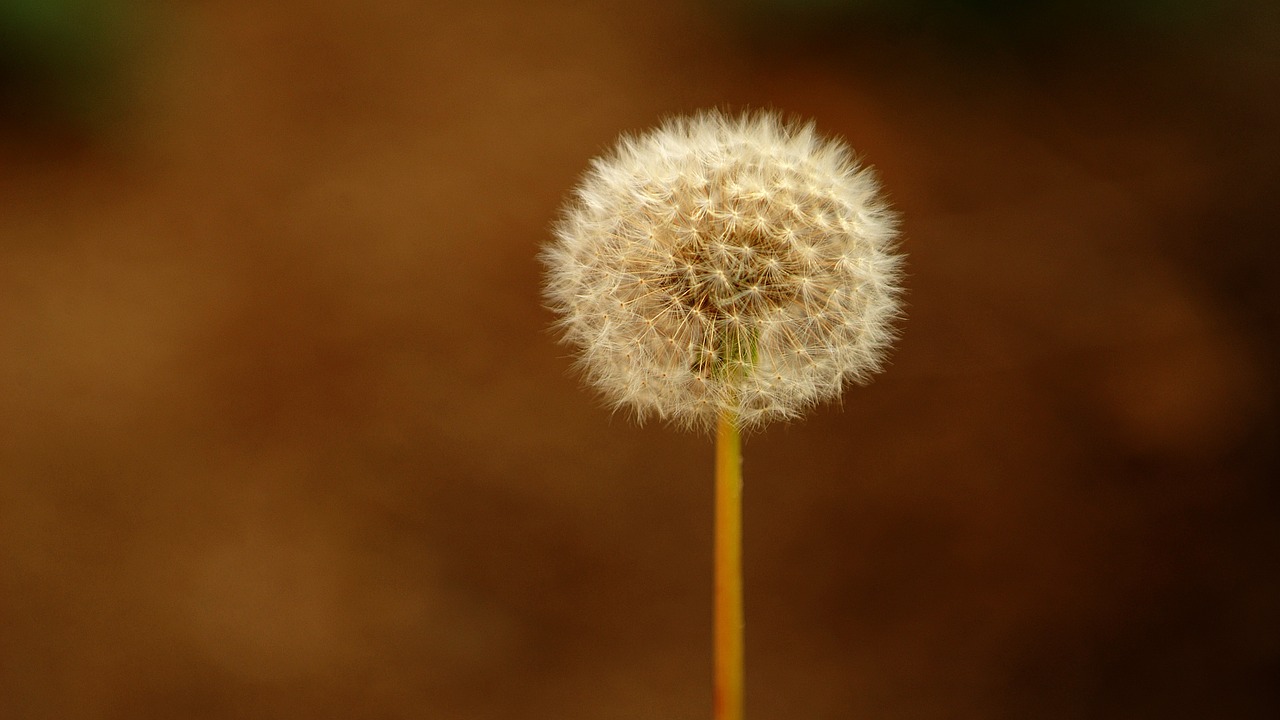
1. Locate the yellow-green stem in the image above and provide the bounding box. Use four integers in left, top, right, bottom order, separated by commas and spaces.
714, 410, 743, 720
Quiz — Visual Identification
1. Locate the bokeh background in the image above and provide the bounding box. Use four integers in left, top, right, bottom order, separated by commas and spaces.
2, 0, 1277, 718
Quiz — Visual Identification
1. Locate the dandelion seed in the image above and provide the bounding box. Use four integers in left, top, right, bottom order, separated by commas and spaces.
542, 110, 902, 432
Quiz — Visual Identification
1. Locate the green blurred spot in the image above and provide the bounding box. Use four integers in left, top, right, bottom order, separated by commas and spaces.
0, 0, 135, 128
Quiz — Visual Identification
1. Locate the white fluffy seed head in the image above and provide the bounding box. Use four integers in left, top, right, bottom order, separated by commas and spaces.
543, 110, 903, 432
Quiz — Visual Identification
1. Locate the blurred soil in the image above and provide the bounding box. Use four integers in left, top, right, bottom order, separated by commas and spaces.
1, 1, 1277, 718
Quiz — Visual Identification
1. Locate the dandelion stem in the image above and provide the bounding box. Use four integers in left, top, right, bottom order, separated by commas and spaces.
714, 409, 744, 720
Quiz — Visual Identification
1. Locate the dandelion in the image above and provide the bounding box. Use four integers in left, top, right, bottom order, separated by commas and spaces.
543, 110, 902, 432
542, 110, 903, 720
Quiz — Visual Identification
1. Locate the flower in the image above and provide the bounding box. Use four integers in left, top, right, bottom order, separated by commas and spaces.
542, 110, 902, 431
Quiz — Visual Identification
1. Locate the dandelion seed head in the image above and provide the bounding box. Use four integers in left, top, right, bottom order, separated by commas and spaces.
543, 110, 903, 431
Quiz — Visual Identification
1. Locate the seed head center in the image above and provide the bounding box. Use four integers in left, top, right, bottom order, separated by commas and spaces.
663, 228, 798, 320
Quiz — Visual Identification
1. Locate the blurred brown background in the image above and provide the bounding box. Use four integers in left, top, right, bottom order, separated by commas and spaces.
2, 0, 1277, 718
